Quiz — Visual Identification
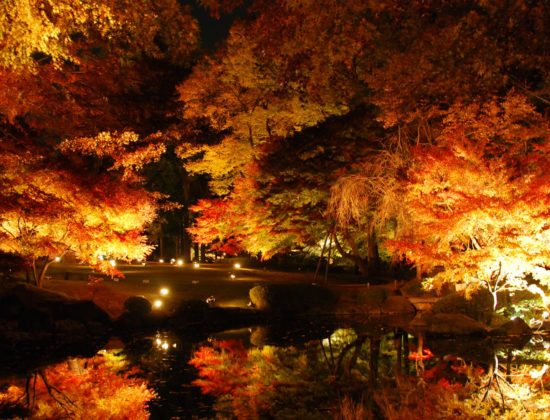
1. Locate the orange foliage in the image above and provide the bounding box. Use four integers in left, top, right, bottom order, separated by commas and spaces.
0, 353, 155, 419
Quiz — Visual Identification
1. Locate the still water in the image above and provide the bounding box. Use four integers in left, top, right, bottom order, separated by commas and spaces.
1, 317, 548, 419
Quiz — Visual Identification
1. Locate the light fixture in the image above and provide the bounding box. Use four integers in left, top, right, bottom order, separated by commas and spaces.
234, 263, 241, 269
160, 287, 169, 296
153, 299, 163, 309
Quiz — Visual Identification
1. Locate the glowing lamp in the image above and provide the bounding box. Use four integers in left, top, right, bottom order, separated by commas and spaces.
54, 256, 61, 262
230, 274, 236, 279
159, 287, 169, 296
155, 338, 162, 346
234, 263, 241, 269
161, 342, 169, 350
177, 259, 184, 266
153, 299, 163, 309
193, 262, 200, 268
159, 259, 164, 263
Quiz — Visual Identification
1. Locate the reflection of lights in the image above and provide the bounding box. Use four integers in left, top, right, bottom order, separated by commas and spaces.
54, 256, 61, 262
170, 258, 175, 264
156, 338, 162, 345
160, 287, 169, 296
177, 259, 183, 266
230, 274, 236, 279
109, 259, 116, 267
161, 342, 169, 350
234, 263, 241, 269
172, 343, 177, 348
193, 262, 200, 268
159, 259, 164, 263
153, 299, 163, 309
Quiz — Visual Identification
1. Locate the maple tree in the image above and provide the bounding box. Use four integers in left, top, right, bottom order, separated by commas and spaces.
0, 147, 157, 286
0, 350, 155, 419
0, 0, 200, 281
387, 94, 549, 304
178, 0, 372, 193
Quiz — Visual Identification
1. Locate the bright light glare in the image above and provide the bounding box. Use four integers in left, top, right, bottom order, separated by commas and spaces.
172, 343, 177, 348
177, 259, 183, 266
155, 338, 162, 345
193, 262, 200, 268
161, 342, 169, 350
159, 259, 164, 263
153, 299, 163, 309
160, 287, 169, 296
233, 263, 241, 269
230, 274, 236, 279
109, 259, 116, 267
54, 256, 61, 262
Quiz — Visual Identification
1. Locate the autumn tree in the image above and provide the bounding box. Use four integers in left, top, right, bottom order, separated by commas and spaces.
188, 108, 390, 268
387, 94, 549, 305
178, 0, 372, 192
0, 148, 158, 286
328, 0, 549, 288
0, 0, 199, 283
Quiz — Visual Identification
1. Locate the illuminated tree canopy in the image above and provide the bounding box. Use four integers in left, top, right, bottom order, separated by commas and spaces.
0, 0, 548, 296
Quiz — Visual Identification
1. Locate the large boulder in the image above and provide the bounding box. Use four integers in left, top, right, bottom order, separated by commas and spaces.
354, 287, 390, 314
428, 313, 489, 336
173, 299, 210, 324
0, 283, 111, 333
432, 290, 493, 323
249, 283, 336, 314
123, 295, 152, 316
380, 295, 416, 315
490, 317, 532, 337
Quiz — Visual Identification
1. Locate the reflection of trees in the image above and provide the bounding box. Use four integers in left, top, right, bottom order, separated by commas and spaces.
22, 369, 76, 414
192, 327, 550, 418
0, 350, 155, 419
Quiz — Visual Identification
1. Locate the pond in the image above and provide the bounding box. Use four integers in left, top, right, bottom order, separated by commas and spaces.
1, 316, 548, 419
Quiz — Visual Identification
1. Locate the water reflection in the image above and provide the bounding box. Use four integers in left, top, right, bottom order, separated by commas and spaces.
0, 323, 548, 418
189, 326, 549, 419
0, 346, 155, 419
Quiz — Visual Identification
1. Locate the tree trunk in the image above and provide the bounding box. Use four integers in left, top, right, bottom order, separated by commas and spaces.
366, 230, 380, 273
200, 244, 206, 263
332, 232, 369, 277
37, 259, 52, 288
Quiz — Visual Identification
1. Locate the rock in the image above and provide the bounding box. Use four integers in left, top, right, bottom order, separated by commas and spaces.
123, 296, 152, 316
0, 283, 111, 332
356, 287, 389, 306
408, 310, 434, 329
432, 291, 493, 323
428, 313, 489, 336
380, 295, 416, 315
249, 283, 336, 314
53, 300, 111, 326
174, 299, 210, 323
490, 317, 532, 337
